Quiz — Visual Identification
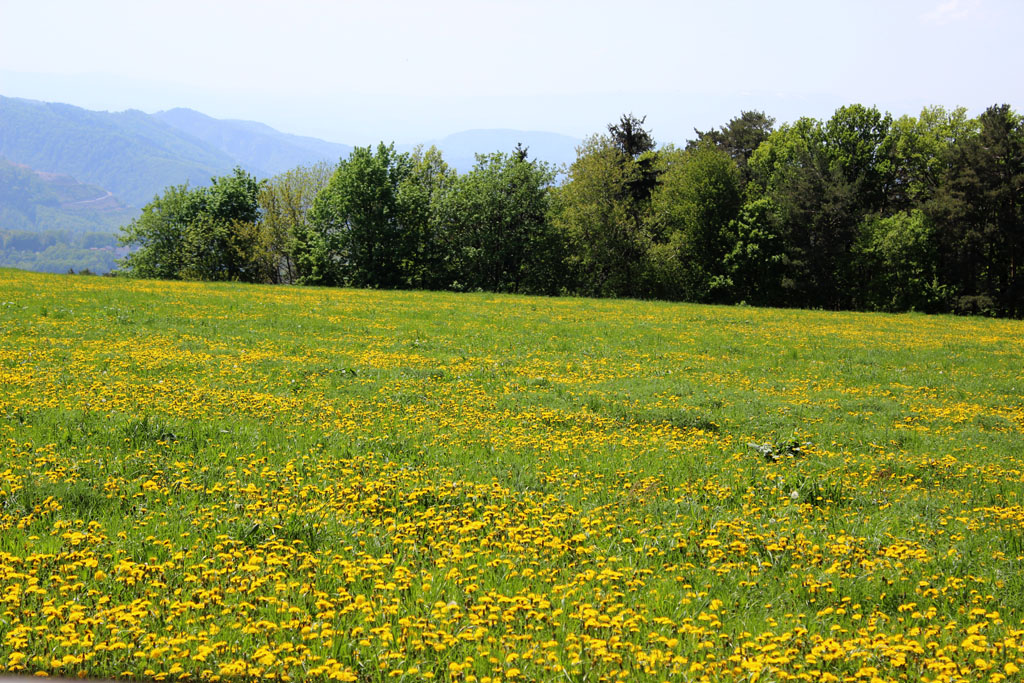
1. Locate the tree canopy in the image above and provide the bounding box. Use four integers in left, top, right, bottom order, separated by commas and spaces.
118, 105, 1024, 318
119, 167, 264, 282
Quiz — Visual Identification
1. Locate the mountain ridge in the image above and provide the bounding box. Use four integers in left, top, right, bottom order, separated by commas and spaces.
0, 95, 583, 232
0, 95, 239, 207
152, 107, 355, 177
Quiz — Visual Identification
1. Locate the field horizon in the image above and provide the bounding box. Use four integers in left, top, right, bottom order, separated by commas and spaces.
1, 268, 1023, 682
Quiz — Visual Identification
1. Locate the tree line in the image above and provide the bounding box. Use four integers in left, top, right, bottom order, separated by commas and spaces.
119, 103, 1024, 317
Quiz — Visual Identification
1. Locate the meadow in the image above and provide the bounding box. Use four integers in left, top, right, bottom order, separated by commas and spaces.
1, 267, 1023, 683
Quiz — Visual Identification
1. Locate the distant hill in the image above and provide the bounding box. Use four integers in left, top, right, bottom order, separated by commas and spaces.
0, 96, 240, 207
153, 108, 353, 177
0, 157, 135, 233
0, 95, 583, 227
407, 129, 581, 173
149, 110, 581, 179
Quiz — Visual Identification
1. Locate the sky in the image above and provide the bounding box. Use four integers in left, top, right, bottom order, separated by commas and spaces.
1, 0, 1022, 146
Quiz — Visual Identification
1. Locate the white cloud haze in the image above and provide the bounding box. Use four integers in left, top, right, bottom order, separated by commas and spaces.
1, 0, 1021, 144
923, 0, 981, 24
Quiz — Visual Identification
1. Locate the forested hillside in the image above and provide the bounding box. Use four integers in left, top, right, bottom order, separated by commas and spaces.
0, 158, 132, 273
0, 96, 582, 212
0, 96, 238, 207
0, 158, 134, 233
0, 97, 360, 274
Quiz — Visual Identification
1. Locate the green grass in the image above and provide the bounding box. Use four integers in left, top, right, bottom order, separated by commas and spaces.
0, 268, 1023, 682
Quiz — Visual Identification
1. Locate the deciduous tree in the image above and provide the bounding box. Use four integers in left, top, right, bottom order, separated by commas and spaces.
119, 167, 263, 282
439, 150, 561, 293
260, 161, 333, 284
551, 134, 652, 297
648, 144, 743, 301
301, 144, 413, 288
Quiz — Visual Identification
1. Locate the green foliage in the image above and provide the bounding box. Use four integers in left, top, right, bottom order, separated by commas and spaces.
551, 133, 654, 297
689, 110, 775, 183
259, 161, 334, 285
926, 104, 1024, 316
720, 198, 789, 306
607, 114, 660, 208
299, 144, 413, 288
180, 169, 265, 282
608, 113, 656, 159
748, 111, 891, 309
823, 104, 894, 213
438, 150, 562, 294
648, 144, 743, 301
887, 106, 976, 209
855, 210, 948, 313
89, 103, 1024, 319
118, 168, 265, 282
118, 183, 200, 280
394, 146, 458, 289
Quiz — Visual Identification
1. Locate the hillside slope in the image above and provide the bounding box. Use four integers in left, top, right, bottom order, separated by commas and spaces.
0, 157, 135, 233
0, 96, 238, 207
153, 108, 353, 175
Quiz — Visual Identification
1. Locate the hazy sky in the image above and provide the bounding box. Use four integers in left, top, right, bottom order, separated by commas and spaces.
2, 0, 1021, 145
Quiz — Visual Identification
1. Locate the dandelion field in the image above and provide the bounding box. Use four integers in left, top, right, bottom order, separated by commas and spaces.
1, 268, 1023, 683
